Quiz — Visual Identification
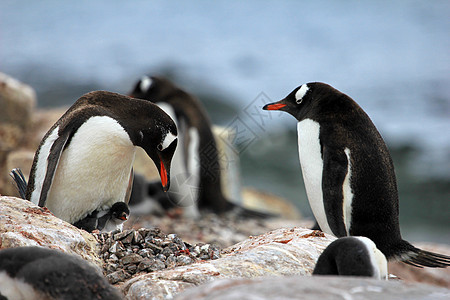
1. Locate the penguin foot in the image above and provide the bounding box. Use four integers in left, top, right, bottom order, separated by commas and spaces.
9, 168, 27, 199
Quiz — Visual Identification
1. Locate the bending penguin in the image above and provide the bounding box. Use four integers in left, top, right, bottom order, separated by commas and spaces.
263, 82, 450, 268
313, 236, 388, 279
129, 76, 270, 218
0, 246, 122, 300
11, 91, 177, 229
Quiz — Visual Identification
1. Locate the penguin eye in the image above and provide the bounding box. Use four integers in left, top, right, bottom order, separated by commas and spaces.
296, 98, 303, 104
157, 143, 163, 151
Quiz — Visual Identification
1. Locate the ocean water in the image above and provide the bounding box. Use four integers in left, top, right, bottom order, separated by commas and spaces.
1, 1, 449, 242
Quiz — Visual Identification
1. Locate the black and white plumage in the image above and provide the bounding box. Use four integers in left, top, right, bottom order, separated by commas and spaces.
129, 76, 272, 218
73, 201, 130, 232
313, 236, 388, 279
263, 82, 450, 268
0, 246, 122, 300
19, 91, 177, 226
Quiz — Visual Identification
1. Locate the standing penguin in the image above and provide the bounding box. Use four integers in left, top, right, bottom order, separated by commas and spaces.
129, 76, 262, 218
21, 91, 177, 226
313, 236, 388, 279
0, 246, 122, 300
263, 82, 449, 267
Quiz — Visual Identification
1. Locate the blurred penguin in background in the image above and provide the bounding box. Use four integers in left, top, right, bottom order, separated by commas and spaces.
129, 76, 271, 219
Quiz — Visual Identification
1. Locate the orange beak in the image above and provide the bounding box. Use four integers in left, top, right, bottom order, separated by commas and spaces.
263, 103, 286, 110
160, 160, 169, 192
119, 213, 128, 221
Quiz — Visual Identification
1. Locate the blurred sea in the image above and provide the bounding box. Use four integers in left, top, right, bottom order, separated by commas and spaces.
1, 0, 449, 243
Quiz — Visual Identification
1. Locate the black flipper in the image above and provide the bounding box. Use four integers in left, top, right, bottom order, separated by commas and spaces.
9, 168, 28, 199
321, 146, 349, 237
38, 129, 72, 207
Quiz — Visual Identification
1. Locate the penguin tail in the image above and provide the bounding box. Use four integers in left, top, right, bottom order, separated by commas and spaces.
9, 168, 28, 199
390, 240, 450, 268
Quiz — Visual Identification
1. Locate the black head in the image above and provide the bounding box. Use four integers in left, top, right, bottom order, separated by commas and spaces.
129, 75, 177, 103
130, 100, 178, 192
262, 82, 338, 121
110, 202, 130, 221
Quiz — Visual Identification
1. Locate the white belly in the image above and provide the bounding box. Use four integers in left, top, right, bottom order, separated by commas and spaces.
46, 116, 136, 224
297, 119, 333, 235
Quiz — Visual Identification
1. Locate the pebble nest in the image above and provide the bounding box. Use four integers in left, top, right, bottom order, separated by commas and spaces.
93, 228, 221, 284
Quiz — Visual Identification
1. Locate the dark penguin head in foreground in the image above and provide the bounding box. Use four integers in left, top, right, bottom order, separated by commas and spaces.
313, 236, 388, 280
263, 82, 450, 268
0, 246, 121, 300
24, 91, 177, 226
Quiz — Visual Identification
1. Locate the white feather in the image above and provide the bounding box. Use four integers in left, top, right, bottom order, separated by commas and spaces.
297, 119, 333, 235
45, 116, 135, 224
295, 84, 309, 103
139, 76, 152, 93
0, 271, 44, 300
30, 126, 60, 205
354, 236, 388, 280
161, 131, 177, 150
343, 148, 354, 235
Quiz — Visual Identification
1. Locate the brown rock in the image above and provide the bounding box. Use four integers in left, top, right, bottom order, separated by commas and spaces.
0, 72, 36, 130
0, 196, 102, 267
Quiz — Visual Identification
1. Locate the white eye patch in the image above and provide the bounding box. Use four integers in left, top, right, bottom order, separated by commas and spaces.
139, 76, 152, 93
161, 131, 177, 151
295, 84, 309, 104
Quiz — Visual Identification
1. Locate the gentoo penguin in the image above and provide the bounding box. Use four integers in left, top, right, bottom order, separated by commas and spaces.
263, 82, 450, 267
129, 76, 270, 218
0, 246, 122, 300
21, 91, 177, 226
313, 236, 388, 279
73, 201, 130, 232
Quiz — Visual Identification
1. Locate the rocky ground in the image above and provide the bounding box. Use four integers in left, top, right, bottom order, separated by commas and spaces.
93, 211, 311, 285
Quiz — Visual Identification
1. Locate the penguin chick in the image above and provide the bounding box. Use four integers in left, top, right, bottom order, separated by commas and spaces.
73, 201, 130, 233
130, 76, 274, 219
0, 246, 122, 300
97, 201, 130, 232
263, 82, 450, 268
24, 91, 177, 226
313, 236, 388, 279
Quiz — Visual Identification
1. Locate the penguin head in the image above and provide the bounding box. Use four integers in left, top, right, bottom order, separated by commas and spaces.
110, 202, 130, 222
262, 82, 334, 121
134, 108, 178, 192
129, 75, 177, 103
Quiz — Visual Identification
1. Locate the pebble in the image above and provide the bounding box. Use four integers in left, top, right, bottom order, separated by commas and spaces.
93, 228, 221, 284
